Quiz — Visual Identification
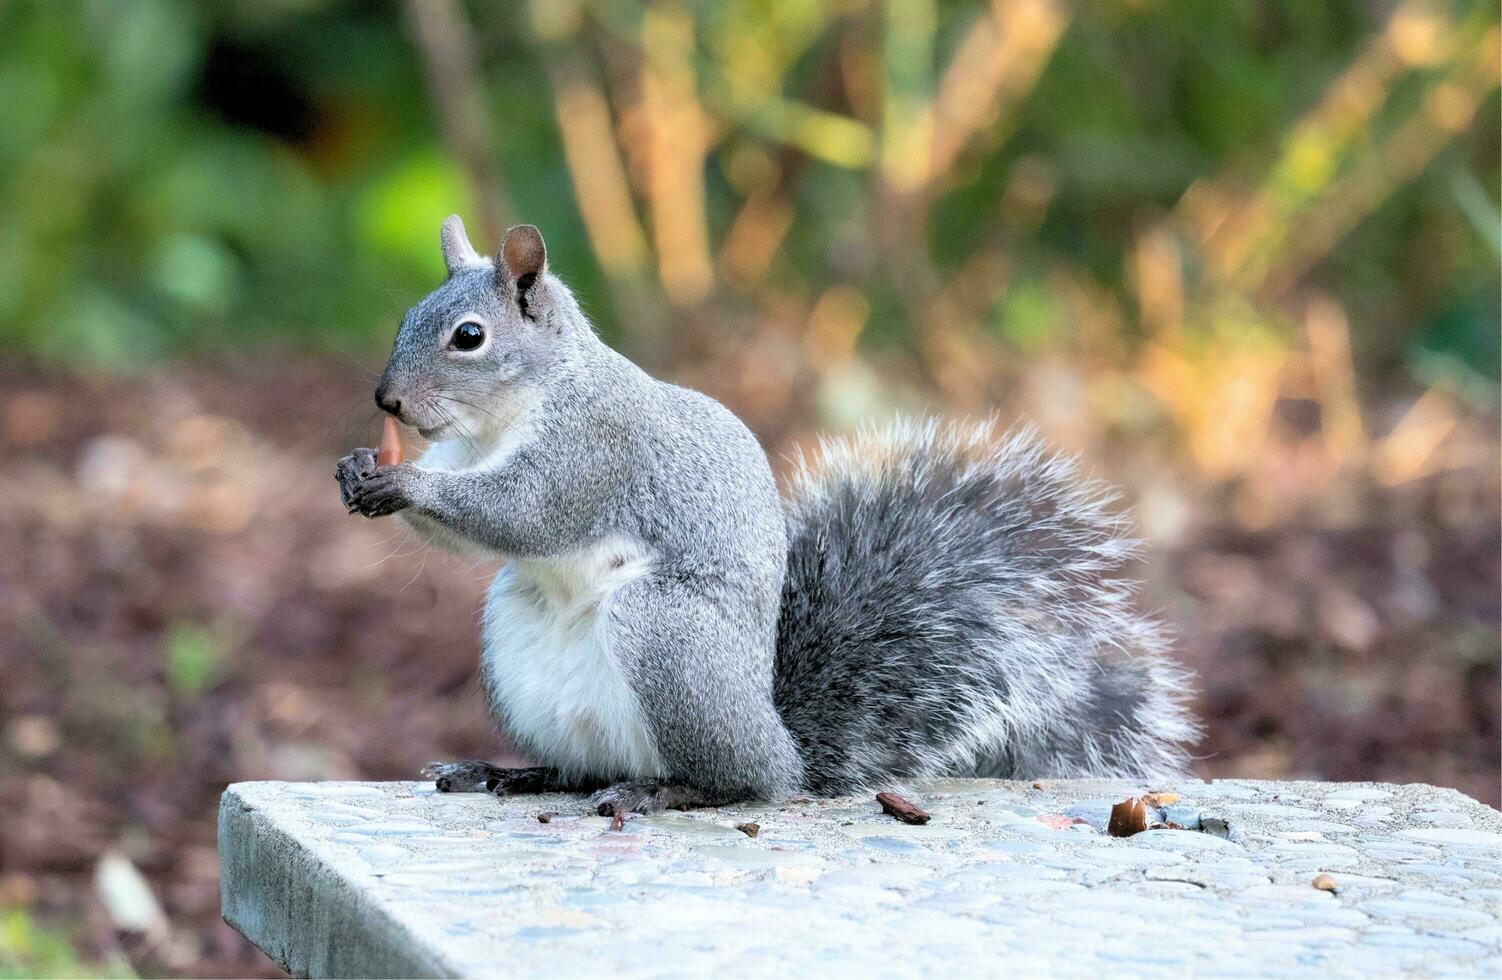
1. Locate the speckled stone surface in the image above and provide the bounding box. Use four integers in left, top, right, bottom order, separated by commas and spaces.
219, 779, 1502, 978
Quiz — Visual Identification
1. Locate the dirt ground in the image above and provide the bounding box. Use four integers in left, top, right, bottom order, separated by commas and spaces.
0, 359, 1496, 976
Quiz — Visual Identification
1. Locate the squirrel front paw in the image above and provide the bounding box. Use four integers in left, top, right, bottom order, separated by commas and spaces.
335, 448, 376, 508
336, 449, 414, 518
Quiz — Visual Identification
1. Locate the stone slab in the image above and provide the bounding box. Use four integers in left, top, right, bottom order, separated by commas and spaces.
219, 778, 1502, 978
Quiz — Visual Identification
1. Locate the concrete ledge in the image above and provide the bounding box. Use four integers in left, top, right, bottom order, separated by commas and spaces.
220, 778, 1502, 978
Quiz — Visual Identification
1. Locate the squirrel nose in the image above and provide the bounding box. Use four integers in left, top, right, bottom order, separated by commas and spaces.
374, 385, 402, 418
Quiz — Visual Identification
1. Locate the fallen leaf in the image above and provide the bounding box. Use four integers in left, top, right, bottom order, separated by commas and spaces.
95, 851, 167, 937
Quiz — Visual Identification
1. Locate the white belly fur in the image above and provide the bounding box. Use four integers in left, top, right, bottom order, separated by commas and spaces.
481, 536, 665, 781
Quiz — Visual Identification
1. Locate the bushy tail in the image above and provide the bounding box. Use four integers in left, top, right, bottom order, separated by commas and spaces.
773, 419, 1199, 795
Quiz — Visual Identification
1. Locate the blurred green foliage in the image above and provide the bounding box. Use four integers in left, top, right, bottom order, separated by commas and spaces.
0, 0, 1495, 382
163, 622, 224, 701
0, 907, 133, 979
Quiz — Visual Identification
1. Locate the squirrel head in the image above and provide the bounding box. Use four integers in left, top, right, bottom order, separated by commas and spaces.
375, 216, 584, 441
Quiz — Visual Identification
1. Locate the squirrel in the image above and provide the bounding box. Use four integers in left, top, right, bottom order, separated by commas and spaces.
335, 216, 1199, 817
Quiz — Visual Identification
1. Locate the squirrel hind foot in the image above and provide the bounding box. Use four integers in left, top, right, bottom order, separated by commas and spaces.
424, 762, 603, 796
587, 781, 722, 817
422, 760, 510, 793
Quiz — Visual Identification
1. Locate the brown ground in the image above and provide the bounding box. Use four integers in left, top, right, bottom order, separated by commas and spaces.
0, 358, 1496, 976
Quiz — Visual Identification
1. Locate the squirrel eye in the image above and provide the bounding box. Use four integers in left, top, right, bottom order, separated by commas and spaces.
449, 321, 485, 351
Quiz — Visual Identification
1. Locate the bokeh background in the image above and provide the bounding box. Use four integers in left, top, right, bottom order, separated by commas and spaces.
1, 0, 1497, 974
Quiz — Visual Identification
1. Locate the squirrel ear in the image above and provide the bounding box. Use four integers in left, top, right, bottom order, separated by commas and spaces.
498, 224, 547, 283
440, 215, 483, 275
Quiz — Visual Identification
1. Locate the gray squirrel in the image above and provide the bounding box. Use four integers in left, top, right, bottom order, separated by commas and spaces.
335, 216, 1198, 816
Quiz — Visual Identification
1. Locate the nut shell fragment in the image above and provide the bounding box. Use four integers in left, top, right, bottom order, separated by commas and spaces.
876, 791, 931, 825
1107, 796, 1150, 837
